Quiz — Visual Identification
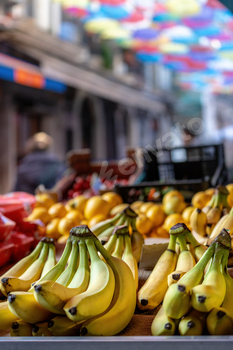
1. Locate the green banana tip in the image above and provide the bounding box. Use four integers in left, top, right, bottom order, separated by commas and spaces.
214, 228, 231, 250
70, 225, 94, 238
122, 206, 138, 218
169, 223, 190, 236
112, 225, 130, 236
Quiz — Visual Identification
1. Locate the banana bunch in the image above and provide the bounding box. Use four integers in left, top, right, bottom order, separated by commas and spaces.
91, 206, 144, 263
0, 237, 56, 330
152, 228, 232, 336
103, 225, 138, 290
3, 225, 136, 336
137, 223, 206, 311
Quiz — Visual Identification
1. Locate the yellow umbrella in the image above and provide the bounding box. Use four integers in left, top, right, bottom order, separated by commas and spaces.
84, 18, 120, 34
166, 0, 200, 17
220, 51, 233, 60
100, 27, 131, 40
159, 42, 189, 54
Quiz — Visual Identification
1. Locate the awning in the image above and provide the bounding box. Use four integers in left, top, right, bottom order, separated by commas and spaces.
2, 19, 167, 113
0, 52, 66, 93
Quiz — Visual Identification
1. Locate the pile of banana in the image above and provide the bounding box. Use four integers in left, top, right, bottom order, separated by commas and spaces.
151, 228, 233, 336
0, 226, 137, 337
92, 205, 144, 263
190, 185, 231, 239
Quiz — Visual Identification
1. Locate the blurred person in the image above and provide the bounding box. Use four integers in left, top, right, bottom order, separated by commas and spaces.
14, 132, 66, 194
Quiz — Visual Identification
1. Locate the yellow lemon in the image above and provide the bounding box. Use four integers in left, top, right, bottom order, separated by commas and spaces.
25, 207, 51, 225
191, 191, 210, 209
182, 206, 195, 224
84, 196, 110, 221
46, 218, 61, 240
162, 190, 184, 205
136, 214, 153, 236
146, 204, 165, 227
65, 195, 88, 213
139, 202, 154, 215
101, 192, 123, 210
65, 210, 84, 222
57, 234, 69, 244
163, 213, 184, 232
89, 214, 108, 228
58, 217, 79, 236
48, 203, 67, 219
35, 193, 55, 209
131, 201, 144, 211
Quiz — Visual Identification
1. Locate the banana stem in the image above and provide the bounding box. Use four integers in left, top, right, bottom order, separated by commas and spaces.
167, 234, 177, 252
86, 239, 100, 263
178, 235, 188, 252
117, 215, 126, 226
124, 235, 132, 255
194, 243, 216, 271
205, 243, 227, 277
186, 232, 201, 249
112, 235, 124, 259
104, 234, 118, 254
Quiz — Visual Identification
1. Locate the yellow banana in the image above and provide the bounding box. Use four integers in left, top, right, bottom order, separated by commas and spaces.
206, 252, 233, 335
190, 208, 207, 237
32, 322, 53, 336
48, 316, 83, 336
8, 291, 53, 324
0, 239, 44, 296
130, 225, 144, 263
151, 305, 177, 336
91, 212, 122, 236
10, 319, 33, 337
34, 240, 90, 314
64, 238, 115, 323
191, 240, 229, 313
178, 309, 206, 336
41, 242, 56, 277
185, 230, 207, 262
104, 234, 118, 254
122, 233, 138, 291
137, 231, 177, 310
0, 301, 19, 330
2, 242, 49, 294
111, 234, 124, 259
167, 271, 186, 287
80, 238, 136, 336
163, 236, 217, 319
210, 207, 233, 239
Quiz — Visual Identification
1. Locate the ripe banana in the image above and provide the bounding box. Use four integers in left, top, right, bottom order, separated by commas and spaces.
2, 242, 49, 294
191, 242, 228, 312
185, 230, 207, 262
131, 230, 144, 263
8, 291, 53, 324
0, 239, 44, 296
163, 238, 217, 319
91, 212, 122, 236
30, 236, 73, 292
32, 322, 53, 336
122, 233, 138, 291
80, 238, 136, 336
10, 319, 33, 337
190, 208, 207, 237
137, 231, 177, 310
111, 234, 124, 259
206, 253, 233, 335
41, 242, 56, 277
0, 301, 19, 330
34, 240, 90, 314
48, 316, 83, 336
64, 238, 115, 323
167, 271, 186, 287
178, 309, 206, 336
210, 207, 233, 239
151, 305, 177, 336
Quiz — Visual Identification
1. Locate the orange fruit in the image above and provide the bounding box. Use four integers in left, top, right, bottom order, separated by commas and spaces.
102, 192, 123, 210
65, 195, 88, 213
65, 209, 84, 222
205, 188, 215, 197
35, 194, 55, 209
136, 214, 153, 236
163, 213, 184, 232
110, 203, 129, 217
146, 204, 165, 227
46, 218, 60, 240
48, 203, 67, 219
58, 217, 79, 236
162, 190, 184, 205
89, 214, 108, 228
84, 196, 110, 221
156, 226, 169, 238
140, 202, 154, 215
25, 207, 51, 225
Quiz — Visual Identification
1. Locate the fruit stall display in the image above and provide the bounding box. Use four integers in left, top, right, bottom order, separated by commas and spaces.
1, 185, 233, 341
